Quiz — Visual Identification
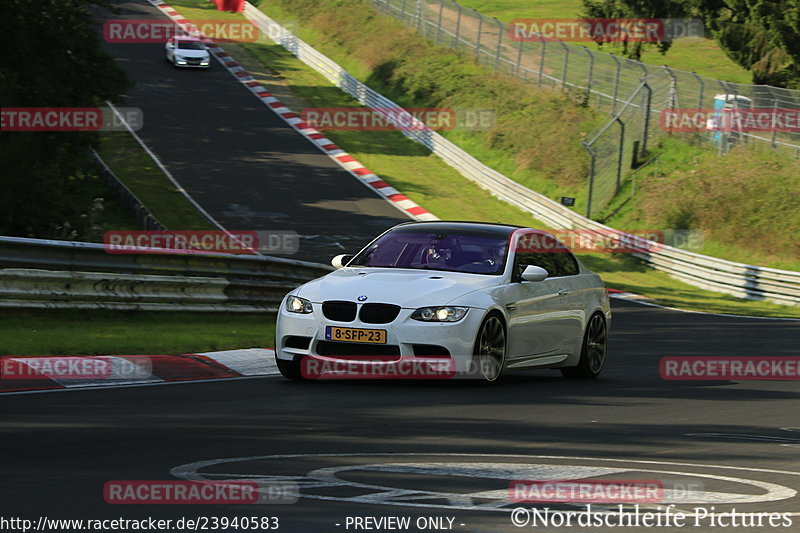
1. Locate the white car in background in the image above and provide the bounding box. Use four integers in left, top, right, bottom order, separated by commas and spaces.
165, 36, 210, 68
275, 221, 610, 382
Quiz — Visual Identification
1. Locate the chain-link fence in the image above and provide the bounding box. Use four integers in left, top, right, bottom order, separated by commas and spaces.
370, 0, 800, 217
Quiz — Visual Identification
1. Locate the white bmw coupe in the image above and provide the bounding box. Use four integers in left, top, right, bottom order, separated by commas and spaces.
275, 221, 610, 382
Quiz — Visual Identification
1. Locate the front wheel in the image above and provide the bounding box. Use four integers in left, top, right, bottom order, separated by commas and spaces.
472, 313, 506, 382
561, 313, 606, 379
276, 356, 305, 381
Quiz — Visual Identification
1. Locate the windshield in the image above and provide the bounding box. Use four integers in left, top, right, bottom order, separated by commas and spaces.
177, 41, 205, 50
349, 228, 509, 275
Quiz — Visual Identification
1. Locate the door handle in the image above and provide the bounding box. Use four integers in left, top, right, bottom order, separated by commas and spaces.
557, 289, 571, 296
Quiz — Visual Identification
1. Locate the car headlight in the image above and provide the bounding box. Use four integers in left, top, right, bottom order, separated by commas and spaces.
285, 295, 313, 314
411, 306, 467, 322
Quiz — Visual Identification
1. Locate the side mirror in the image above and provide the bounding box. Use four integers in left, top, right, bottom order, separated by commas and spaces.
331, 254, 354, 269
520, 265, 548, 282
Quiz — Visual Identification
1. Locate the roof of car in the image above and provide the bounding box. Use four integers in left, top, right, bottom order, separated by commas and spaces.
392, 220, 530, 236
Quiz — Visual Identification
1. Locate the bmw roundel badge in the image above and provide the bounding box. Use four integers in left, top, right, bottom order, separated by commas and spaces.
357, 295, 368, 301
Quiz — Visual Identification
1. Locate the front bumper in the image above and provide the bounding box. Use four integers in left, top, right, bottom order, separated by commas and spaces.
275, 302, 486, 374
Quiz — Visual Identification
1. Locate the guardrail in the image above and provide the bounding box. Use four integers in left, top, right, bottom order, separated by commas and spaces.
242, 2, 799, 307
94, 150, 167, 231
0, 236, 332, 312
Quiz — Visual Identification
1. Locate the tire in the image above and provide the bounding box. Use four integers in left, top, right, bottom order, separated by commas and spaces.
472, 312, 507, 382
276, 356, 305, 381
561, 313, 606, 379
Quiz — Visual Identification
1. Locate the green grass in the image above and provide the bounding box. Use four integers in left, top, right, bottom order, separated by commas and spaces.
158, 1, 798, 318
455, 0, 753, 83
0, 310, 276, 355
98, 132, 214, 230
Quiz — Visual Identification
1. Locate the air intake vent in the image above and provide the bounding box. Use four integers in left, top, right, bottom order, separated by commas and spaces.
359, 303, 401, 324
322, 301, 357, 322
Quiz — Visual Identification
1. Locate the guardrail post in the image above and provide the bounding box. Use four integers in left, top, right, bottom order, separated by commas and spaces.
493, 17, 503, 71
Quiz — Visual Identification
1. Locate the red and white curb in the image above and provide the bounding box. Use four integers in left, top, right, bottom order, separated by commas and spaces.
0, 349, 279, 394
606, 287, 650, 300
147, 0, 437, 222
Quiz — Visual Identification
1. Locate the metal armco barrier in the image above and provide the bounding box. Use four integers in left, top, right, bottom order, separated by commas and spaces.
0, 237, 333, 312
242, 2, 799, 307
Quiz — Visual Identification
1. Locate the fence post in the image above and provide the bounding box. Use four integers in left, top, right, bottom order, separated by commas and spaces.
453, 2, 462, 46
690, 71, 704, 109
435, 1, 444, 44
416, 0, 424, 33
663, 65, 678, 110
537, 34, 546, 85
401, 0, 407, 22
582, 141, 596, 219
474, 10, 483, 58
641, 80, 652, 155
610, 53, 621, 114
771, 96, 779, 148
515, 37, 524, 75
615, 117, 625, 194
584, 46, 594, 96
493, 17, 503, 71
560, 41, 569, 86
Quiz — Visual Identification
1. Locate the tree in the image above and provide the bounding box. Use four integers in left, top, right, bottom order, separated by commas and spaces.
0, 0, 129, 237
580, 0, 691, 61
581, 0, 800, 88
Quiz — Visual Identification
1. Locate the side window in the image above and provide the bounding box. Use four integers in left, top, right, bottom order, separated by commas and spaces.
513, 251, 579, 280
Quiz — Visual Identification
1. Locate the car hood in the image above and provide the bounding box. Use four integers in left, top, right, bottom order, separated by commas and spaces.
176, 49, 209, 58
296, 268, 501, 308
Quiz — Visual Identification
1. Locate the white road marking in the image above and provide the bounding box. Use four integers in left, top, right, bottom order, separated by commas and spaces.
170, 453, 800, 515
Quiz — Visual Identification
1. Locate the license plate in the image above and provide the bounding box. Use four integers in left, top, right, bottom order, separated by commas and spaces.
325, 326, 387, 344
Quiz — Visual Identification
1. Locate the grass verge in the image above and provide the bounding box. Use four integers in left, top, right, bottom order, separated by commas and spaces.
0, 310, 275, 355
97, 132, 215, 230
454, 0, 753, 83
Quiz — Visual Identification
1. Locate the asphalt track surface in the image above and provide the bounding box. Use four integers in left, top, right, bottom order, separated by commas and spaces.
2, 300, 799, 532
97, 0, 408, 262
3, 2, 798, 532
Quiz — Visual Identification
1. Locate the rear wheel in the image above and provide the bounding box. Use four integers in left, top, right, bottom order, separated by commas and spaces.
276, 356, 305, 381
472, 313, 506, 382
561, 313, 606, 379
